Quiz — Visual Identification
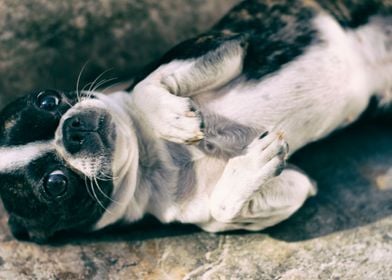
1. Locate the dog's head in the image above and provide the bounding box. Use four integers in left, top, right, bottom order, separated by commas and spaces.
0, 89, 135, 242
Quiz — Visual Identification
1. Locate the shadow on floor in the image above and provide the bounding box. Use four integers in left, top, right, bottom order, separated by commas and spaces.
267, 118, 392, 241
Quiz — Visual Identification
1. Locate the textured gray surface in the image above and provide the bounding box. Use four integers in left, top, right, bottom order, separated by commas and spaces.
0, 0, 238, 108
0, 1, 391, 279
0, 119, 391, 279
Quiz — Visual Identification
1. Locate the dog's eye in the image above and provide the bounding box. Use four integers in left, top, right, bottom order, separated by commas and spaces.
37, 90, 61, 111
44, 170, 68, 198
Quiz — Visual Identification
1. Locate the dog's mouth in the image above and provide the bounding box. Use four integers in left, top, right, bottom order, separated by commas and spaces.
54, 99, 117, 179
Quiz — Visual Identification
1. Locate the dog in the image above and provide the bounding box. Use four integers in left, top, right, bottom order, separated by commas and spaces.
0, 0, 390, 243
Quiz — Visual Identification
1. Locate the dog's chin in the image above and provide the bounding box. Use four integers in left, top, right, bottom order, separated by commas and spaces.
91, 91, 139, 182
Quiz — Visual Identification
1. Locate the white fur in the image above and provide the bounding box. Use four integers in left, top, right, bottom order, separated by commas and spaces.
209, 132, 288, 223
0, 141, 53, 173
54, 98, 107, 178
196, 15, 373, 152
173, 151, 226, 224
131, 83, 203, 144
94, 92, 145, 229
53, 92, 145, 230
347, 16, 392, 105
130, 40, 244, 144
93, 14, 392, 231
200, 168, 316, 233
162, 40, 244, 96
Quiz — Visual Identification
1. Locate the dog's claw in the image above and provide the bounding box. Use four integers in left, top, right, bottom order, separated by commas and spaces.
184, 132, 204, 145
185, 111, 198, 118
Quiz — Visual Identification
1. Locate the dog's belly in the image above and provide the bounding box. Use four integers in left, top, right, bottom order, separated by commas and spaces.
196, 77, 368, 153
194, 15, 372, 153
134, 14, 391, 226
183, 56, 369, 224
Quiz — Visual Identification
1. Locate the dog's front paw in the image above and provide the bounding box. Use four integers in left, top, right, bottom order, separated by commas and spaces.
246, 131, 289, 179
132, 84, 204, 144
209, 131, 289, 223
222, 131, 289, 190
153, 95, 204, 144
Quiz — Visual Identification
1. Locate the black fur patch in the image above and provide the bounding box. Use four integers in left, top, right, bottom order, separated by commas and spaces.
0, 90, 115, 242
129, 0, 318, 87
317, 0, 391, 28
0, 152, 113, 242
0, 90, 78, 146
212, 0, 318, 80
128, 0, 390, 89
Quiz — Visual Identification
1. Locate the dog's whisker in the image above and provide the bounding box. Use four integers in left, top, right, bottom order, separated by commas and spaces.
76, 61, 89, 103
91, 77, 118, 93
95, 174, 119, 182
83, 175, 95, 203
97, 171, 119, 180
88, 68, 114, 94
100, 81, 125, 94
90, 176, 112, 214
96, 159, 120, 181
93, 176, 124, 206
81, 81, 94, 93
62, 99, 73, 107
81, 77, 117, 100
94, 176, 113, 182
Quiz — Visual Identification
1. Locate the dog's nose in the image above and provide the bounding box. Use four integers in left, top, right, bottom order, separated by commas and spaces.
68, 117, 82, 129
63, 117, 85, 154
64, 113, 100, 131
62, 113, 102, 154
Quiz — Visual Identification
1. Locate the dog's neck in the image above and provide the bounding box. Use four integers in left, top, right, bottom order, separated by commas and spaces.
94, 92, 181, 230
129, 102, 181, 222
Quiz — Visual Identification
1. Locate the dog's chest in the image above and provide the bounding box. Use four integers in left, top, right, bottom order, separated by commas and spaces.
176, 154, 227, 223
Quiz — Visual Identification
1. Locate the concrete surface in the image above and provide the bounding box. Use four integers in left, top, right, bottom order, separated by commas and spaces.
0, 1, 391, 279
0, 0, 238, 108
0, 118, 391, 279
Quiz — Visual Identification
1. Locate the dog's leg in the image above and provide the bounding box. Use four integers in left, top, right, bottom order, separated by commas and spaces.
130, 38, 245, 144
205, 133, 316, 232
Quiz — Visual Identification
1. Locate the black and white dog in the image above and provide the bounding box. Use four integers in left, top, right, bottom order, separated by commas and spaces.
0, 0, 391, 243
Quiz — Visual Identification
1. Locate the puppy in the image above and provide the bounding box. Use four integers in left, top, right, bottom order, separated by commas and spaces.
0, 0, 391, 243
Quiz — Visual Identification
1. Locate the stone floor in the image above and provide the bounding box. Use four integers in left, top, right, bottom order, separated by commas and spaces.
0, 0, 238, 108
0, 119, 391, 279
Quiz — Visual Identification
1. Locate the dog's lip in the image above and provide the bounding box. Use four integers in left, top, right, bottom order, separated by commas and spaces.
97, 114, 113, 135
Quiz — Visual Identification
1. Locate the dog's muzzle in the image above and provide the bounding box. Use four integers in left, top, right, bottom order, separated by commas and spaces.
62, 109, 114, 155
